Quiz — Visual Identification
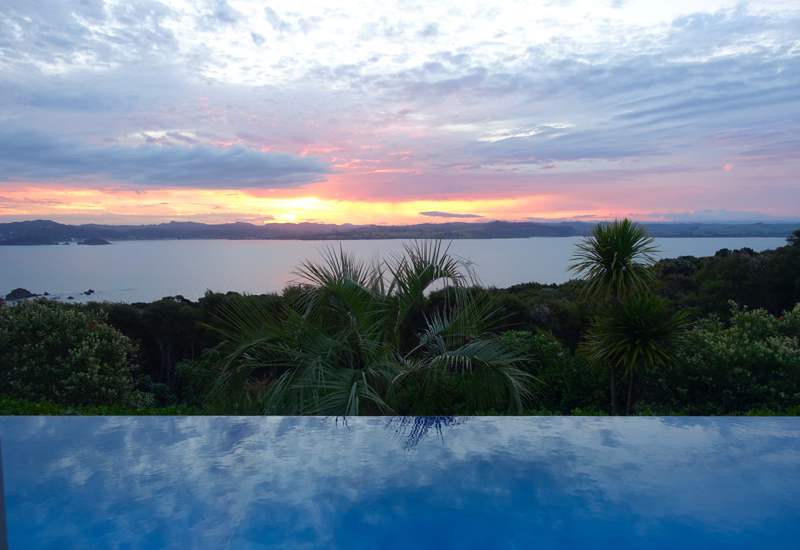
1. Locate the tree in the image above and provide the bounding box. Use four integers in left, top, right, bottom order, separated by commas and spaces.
787, 229, 800, 248
580, 295, 688, 415
568, 218, 661, 414
568, 218, 660, 300
209, 240, 536, 415
639, 303, 800, 415
0, 300, 151, 407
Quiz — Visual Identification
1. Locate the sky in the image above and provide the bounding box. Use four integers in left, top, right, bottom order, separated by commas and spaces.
0, 0, 798, 226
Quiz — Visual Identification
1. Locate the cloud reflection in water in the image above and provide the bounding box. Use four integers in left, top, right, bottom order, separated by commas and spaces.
2, 416, 799, 549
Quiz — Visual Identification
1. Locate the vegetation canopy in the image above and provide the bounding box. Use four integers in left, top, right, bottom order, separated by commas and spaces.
568, 218, 659, 299
209, 240, 538, 416
581, 296, 689, 376
0, 300, 151, 408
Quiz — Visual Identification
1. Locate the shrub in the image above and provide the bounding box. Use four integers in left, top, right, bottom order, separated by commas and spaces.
501, 330, 609, 413
0, 300, 152, 408
175, 348, 222, 408
639, 303, 800, 415
0, 397, 199, 416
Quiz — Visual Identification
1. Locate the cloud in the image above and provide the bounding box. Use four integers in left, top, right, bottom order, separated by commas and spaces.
196, 0, 242, 28
0, 1, 798, 221
0, 196, 65, 205
0, 125, 332, 189
420, 211, 483, 219
12, 415, 800, 549
0, 0, 178, 71
264, 7, 291, 32
418, 23, 439, 38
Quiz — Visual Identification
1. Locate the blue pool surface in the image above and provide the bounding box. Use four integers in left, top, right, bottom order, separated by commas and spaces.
1, 416, 800, 549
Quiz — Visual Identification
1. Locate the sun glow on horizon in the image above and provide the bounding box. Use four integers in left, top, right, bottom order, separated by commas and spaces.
0, 184, 612, 225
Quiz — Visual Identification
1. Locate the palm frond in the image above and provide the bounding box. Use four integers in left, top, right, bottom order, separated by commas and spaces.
581, 295, 689, 374
399, 336, 539, 414
388, 239, 477, 331
568, 218, 660, 299
208, 238, 534, 416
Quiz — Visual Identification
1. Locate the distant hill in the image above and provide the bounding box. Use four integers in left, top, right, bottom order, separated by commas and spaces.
0, 219, 798, 244
0, 233, 57, 246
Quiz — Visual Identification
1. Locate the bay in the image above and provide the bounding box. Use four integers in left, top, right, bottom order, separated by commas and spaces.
0, 237, 787, 304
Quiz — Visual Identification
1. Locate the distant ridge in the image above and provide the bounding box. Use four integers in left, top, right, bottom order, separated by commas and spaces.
1, 219, 798, 244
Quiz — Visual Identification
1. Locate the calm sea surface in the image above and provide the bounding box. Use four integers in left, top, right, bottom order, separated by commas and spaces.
0, 237, 787, 303
3, 416, 800, 549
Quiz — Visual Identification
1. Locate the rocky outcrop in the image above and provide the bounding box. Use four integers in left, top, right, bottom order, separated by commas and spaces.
5, 288, 38, 300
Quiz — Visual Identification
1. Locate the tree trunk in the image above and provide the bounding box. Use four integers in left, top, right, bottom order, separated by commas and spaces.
626, 367, 636, 416
610, 364, 619, 415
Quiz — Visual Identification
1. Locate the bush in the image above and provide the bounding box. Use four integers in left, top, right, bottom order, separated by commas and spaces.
0, 300, 152, 408
501, 330, 609, 413
175, 348, 222, 408
639, 303, 800, 415
0, 397, 200, 416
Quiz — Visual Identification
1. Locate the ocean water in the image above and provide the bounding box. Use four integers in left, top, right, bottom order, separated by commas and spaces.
0, 237, 787, 303
2, 416, 799, 549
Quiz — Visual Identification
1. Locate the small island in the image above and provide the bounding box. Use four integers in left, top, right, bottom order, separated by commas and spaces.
77, 238, 112, 246
4, 288, 39, 300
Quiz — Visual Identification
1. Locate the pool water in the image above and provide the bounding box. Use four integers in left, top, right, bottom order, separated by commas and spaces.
2, 416, 799, 549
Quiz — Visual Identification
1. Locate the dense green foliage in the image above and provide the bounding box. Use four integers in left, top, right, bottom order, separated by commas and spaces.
210, 241, 536, 416
581, 295, 689, 414
2, 229, 799, 416
581, 296, 688, 373
638, 303, 800, 415
568, 218, 659, 299
0, 397, 200, 416
568, 218, 675, 415
501, 331, 609, 413
658, 242, 800, 319
0, 300, 151, 407
503, 301, 800, 416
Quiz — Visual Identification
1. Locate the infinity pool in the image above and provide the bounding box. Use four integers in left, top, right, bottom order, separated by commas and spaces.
2, 416, 799, 549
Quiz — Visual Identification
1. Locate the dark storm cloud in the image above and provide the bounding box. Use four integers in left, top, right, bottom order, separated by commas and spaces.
0, 126, 332, 189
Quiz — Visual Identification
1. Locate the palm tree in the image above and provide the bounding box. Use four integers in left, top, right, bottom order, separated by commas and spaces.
208, 240, 536, 416
568, 218, 660, 414
581, 296, 688, 415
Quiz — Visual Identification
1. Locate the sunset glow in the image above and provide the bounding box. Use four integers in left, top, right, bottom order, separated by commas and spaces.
1, 0, 798, 225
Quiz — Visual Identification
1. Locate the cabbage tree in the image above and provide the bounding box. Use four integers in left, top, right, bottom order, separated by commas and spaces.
568, 218, 661, 414
581, 295, 688, 415
568, 218, 659, 300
